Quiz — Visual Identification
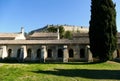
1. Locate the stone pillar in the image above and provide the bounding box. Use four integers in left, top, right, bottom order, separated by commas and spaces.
86, 45, 93, 62
2, 45, 7, 59
22, 45, 27, 60
74, 45, 80, 60
21, 27, 24, 35
63, 45, 68, 62
0, 47, 3, 59
113, 50, 117, 59
41, 45, 47, 62
57, 28, 60, 40
53, 46, 58, 61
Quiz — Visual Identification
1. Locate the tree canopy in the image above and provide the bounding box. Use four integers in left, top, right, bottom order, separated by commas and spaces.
64, 31, 73, 39
47, 26, 65, 38
89, 0, 117, 61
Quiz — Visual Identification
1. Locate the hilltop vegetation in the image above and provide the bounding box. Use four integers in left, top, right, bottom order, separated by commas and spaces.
29, 25, 74, 39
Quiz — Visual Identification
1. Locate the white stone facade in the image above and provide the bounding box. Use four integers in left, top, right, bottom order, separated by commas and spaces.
0, 26, 119, 62
0, 44, 92, 62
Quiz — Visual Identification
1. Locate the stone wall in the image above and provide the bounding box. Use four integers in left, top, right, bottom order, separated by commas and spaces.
0, 44, 92, 62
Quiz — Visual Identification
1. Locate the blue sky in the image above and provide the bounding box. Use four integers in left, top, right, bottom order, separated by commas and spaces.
0, 0, 120, 33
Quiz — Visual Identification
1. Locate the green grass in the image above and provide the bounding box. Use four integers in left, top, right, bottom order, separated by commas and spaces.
0, 61, 120, 81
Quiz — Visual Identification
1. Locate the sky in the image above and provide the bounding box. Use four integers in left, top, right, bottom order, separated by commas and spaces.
0, 0, 120, 33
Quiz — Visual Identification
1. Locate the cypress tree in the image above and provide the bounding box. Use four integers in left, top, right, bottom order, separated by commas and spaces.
89, 0, 117, 61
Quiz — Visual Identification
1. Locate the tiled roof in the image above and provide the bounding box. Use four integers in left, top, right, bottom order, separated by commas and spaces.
73, 33, 88, 37
0, 38, 89, 45
28, 32, 58, 38
0, 33, 19, 38
0, 37, 119, 45
0, 31, 119, 45
73, 33, 120, 38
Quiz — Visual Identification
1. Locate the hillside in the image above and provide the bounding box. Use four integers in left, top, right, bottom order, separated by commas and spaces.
29, 24, 89, 34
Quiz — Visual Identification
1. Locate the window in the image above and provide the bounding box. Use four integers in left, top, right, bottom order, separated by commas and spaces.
80, 48, 85, 58
37, 49, 41, 58
8, 49, 12, 57
69, 49, 74, 58
58, 49, 63, 58
27, 49, 32, 58
47, 49, 52, 58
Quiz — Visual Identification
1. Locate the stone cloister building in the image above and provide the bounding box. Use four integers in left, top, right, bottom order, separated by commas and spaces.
0, 25, 120, 62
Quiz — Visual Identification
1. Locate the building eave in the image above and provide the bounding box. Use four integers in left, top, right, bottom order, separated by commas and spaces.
0, 39, 89, 45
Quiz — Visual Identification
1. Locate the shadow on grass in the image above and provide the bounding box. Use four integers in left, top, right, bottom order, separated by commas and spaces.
32, 69, 120, 80
0, 60, 106, 65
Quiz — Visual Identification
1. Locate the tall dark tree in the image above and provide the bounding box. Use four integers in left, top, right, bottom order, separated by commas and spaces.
89, 0, 117, 61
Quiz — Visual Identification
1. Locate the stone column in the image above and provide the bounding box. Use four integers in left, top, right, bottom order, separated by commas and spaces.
112, 50, 117, 59
63, 45, 68, 62
0, 46, 3, 58
53, 46, 58, 61
41, 45, 47, 62
57, 28, 60, 40
86, 45, 93, 62
2, 45, 7, 59
74, 45, 80, 60
22, 45, 27, 60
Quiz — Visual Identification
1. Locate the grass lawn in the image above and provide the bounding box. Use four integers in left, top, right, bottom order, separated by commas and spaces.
0, 61, 120, 81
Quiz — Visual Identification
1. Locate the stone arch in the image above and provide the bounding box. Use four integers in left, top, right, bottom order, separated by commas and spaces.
69, 49, 74, 58
27, 49, 32, 58
47, 49, 52, 58
58, 49, 63, 58
8, 49, 12, 57
80, 48, 85, 58
17, 49, 21, 58
36, 49, 41, 58
117, 49, 120, 58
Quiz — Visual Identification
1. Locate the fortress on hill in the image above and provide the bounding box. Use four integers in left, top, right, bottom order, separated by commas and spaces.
31, 24, 89, 33
0, 25, 120, 62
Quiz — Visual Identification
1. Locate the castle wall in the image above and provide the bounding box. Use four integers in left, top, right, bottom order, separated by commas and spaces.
63, 26, 89, 33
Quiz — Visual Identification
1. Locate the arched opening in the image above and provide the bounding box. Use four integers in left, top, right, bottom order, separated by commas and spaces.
17, 49, 21, 58
47, 49, 52, 58
80, 48, 85, 58
69, 49, 74, 58
58, 49, 63, 58
8, 49, 12, 57
0, 48, 3, 58
36, 49, 41, 58
27, 49, 32, 58
117, 49, 120, 58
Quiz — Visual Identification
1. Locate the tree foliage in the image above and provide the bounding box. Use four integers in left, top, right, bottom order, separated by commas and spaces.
47, 26, 65, 38
64, 31, 73, 39
47, 27, 57, 33
89, 0, 117, 61
59, 26, 65, 38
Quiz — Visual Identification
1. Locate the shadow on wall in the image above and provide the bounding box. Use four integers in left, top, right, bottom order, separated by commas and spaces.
32, 69, 120, 80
